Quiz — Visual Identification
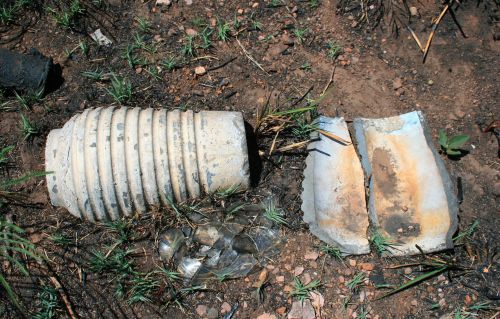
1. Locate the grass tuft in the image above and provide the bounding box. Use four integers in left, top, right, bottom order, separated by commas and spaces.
326, 40, 342, 60
370, 229, 399, 255
33, 286, 60, 319
20, 114, 39, 140
216, 19, 231, 41
263, 199, 287, 226
289, 277, 321, 301
106, 73, 132, 104
346, 272, 365, 292
318, 244, 344, 261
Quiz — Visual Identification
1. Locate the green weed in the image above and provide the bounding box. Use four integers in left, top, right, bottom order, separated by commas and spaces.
199, 27, 213, 50
106, 73, 132, 104
318, 244, 344, 261
136, 17, 151, 33
217, 19, 231, 41
453, 220, 479, 244
122, 44, 147, 68
293, 28, 308, 44
161, 56, 178, 71
0, 145, 14, 168
127, 273, 160, 304
326, 40, 342, 60
79, 40, 89, 56
370, 229, 399, 255
0, 171, 49, 205
47, 0, 84, 30
14, 89, 43, 110
0, 0, 30, 25
300, 62, 312, 71
0, 5, 15, 24
181, 35, 196, 56
90, 248, 134, 275
145, 66, 161, 80
232, 14, 241, 32
49, 232, 72, 247
20, 114, 38, 140
289, 277, 321, 301
0, 219, 41, 314
309, 0, 320, 9
263, 199, 287, 226
104, 219, 132, 243
438, 129, 469, 156
214, 184, 241, 199
33, 286, 60, 319
157, 267, 180, 281
82, 68, 105, 81
268, 0, 283, 7
251, 17, 262, 31
346, 272, 365, 292
226, 202, 247, 215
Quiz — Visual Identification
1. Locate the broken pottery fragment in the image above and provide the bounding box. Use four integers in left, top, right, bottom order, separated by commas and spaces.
301, 116, 370, 255
354, 111, 458, 256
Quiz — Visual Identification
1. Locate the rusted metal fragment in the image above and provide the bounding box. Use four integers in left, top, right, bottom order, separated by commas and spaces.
354, 111, 458, 256
302, 117, 370, 255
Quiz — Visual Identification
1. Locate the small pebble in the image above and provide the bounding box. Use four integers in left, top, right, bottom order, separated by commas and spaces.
196, 305, 207, 317
221, 302, 231, 314
194, 66, 206, 75
360, 263, 374, 271
294, 266, 304, 276
304, 251, 319, 261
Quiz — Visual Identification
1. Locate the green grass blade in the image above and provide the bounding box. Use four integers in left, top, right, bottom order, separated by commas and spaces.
376, 266, 448, 300
0, 272, 26, 314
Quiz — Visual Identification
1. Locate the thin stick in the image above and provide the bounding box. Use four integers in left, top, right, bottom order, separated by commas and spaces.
318, 129, 351, 145
275, 140, 311, 152
190, 55, 219, 62
235, 37, 269, 75
268, 129, 281, 156
422, 4, 450, 62
207, 56, 237, 71
49, 275, 78, 319
407, 26, 424, 52
289, 86, 314, 109
448, 6, 467, 38
321, 64, 337, 96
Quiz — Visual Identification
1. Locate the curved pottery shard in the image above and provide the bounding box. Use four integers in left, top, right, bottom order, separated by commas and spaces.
301, 116, 370, 255
354, 111, 458, 256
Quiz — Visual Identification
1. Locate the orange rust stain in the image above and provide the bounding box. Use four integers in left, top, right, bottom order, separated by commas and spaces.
366, 129, 450, 243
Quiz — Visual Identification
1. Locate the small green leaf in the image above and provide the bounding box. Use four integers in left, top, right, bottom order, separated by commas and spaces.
447, 135, 469, 150
446, 149, 461, 156
438, 129, 448, 148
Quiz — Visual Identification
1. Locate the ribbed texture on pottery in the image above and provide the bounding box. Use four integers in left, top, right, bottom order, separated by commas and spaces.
46, 107, 248, 221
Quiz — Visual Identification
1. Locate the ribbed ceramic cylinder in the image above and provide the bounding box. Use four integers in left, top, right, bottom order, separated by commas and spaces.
45, 107, 250, 221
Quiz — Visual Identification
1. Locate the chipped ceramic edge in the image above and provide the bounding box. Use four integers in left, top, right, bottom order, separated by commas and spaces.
353, 110, 458, 256
301, 116, 370, 255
